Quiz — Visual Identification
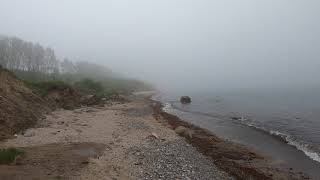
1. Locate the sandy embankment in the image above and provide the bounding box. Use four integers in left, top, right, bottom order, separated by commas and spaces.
0, 96, 228, 180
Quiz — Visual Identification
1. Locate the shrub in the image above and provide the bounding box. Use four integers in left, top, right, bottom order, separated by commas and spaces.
0, 148, 24, 164
25, 80, 70, 96
74, 78, 104, 96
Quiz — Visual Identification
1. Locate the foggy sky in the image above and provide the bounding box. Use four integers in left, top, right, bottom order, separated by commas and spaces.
1, 0, 320, 91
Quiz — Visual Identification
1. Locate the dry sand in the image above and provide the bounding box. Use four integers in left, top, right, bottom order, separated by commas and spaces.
0, 96, 228, 180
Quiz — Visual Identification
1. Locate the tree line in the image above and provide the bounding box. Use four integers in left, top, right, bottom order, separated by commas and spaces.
0, 35, 153, 92
0, 35, 96, 75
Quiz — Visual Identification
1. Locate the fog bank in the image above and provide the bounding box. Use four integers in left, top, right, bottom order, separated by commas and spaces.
1, 0, 319, 91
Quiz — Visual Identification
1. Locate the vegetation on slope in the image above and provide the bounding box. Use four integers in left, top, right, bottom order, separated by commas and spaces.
25, 80, 70, 96
0, 36, 153, 95
0, 148, 24, 164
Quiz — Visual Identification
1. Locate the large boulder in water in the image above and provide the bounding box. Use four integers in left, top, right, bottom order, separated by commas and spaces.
180, 96, 191, 104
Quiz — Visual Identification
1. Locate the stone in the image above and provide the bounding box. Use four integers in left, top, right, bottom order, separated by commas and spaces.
174, 126, 188, 135
174, 126, 193, 139
24, 131, 35, 137
180, 96, 191, 104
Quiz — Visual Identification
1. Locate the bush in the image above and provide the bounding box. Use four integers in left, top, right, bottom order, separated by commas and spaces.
74, 78, 105, 96
0, 148, 24, 164
25, 80, 70, 96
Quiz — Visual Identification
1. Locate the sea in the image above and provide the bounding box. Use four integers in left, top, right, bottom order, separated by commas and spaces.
152, 88, 320, 178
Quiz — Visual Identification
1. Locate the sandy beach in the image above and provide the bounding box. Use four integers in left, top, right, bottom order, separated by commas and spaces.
0, 93, 311, 180
0, 95, 228, 180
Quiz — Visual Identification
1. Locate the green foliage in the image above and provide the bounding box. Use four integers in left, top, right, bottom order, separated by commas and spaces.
74, 78, 105, 96
13, 70, 60, 82
0, 148, 24, 164
0, 35, 154, 96
25, 80, 70, 96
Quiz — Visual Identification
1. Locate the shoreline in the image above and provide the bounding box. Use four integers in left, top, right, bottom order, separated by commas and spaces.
151, 99, 310, 179
0, 93, 312, 179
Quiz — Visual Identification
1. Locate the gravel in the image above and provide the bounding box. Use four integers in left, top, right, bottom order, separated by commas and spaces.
129, 138, 231, 180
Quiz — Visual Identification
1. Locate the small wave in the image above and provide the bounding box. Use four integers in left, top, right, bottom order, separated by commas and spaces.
160, 99, 320, 163
162, 102, 173, 112
269, 130, 320, 163
232, 117, 320, 163
239, 120, 320, 163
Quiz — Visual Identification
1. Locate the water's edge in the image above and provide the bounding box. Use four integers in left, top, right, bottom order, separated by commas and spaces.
153, 94, 320, 179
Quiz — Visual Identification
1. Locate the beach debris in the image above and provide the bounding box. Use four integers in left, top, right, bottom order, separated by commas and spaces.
180, 96, 191, 104
151, 132, 159, 139
147, 132, 159, 140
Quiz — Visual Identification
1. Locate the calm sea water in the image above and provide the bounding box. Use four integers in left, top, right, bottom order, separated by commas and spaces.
153, 88, 320, 178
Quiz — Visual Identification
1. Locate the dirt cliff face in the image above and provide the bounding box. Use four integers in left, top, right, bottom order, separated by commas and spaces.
44, 87, 82, 110
0, 67, 49, 140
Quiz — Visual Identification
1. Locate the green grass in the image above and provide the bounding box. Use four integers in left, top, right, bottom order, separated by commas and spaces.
0, 148, 24, 164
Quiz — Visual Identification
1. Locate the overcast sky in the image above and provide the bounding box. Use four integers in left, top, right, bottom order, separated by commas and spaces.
0, 0, 319, 91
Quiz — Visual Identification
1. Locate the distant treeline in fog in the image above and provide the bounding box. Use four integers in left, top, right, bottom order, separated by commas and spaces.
0, 35, 153, 94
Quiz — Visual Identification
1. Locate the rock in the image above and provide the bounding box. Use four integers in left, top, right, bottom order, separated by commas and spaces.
175, 126, 188, 134
183, 130, 194, 139
231, 117, 241, 120
180, 96, 191, 104
174, 126, 194, 139
24, 131, 35, 137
